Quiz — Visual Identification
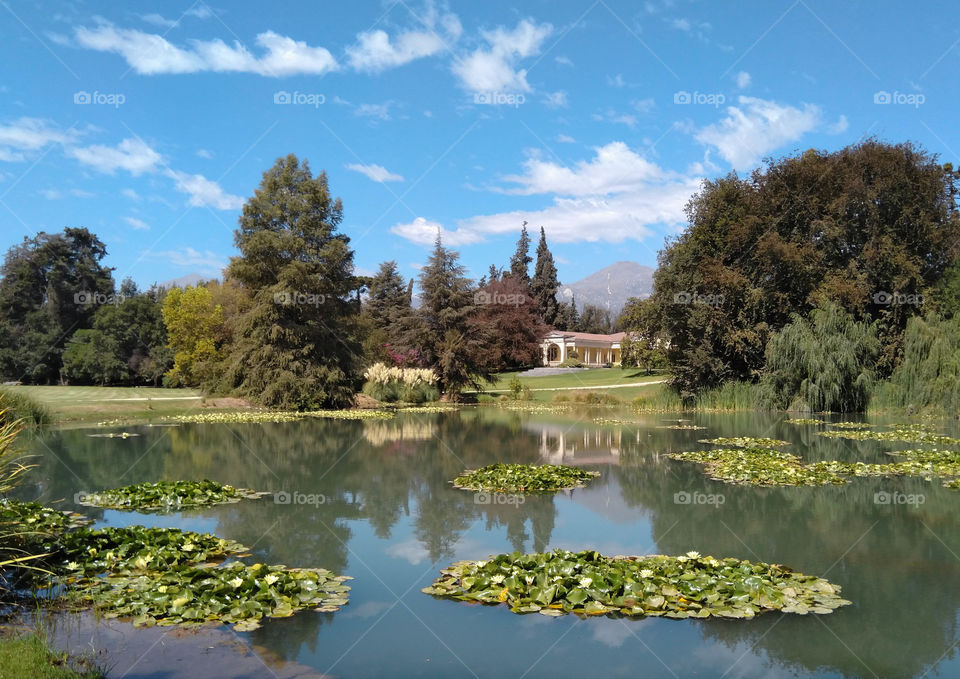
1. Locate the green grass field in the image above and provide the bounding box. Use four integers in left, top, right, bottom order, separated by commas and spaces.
1, 385, 249, 424
0, 634, 102, 679
479, 368, 666, 402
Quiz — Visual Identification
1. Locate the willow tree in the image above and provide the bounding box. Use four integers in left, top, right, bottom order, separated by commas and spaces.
759, 302, 880, 412
220, 154, 360, 409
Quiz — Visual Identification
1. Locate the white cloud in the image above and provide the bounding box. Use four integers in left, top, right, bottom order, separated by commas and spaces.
152, 247, 226, 276
392, 143, 701, 247
73, 24, 338, 76
39, 189, 61, 199
124, 216, 149, 230
346, 11, 461, 72
66, 137, 162, 175
543, 90, 568, 108
736, 71, 751, 89
346, 162, 403, 183
452, 19, 552, 93
591, 109, 636, 127
390, 216, 484, 247
121, 188, 141, 201
164, 169, 244, 210
828, 115, 849, 134
0, 117, 79, 161
671, 18, 691, 31
71, 188, 95, 198
557, 133, 575, 143
501, 142, 669, 196
695, 96, 821, 169
554, 55, 573, 67
195, 148, 214, 159
355, 101, 394, 120
141, 13, 177, 28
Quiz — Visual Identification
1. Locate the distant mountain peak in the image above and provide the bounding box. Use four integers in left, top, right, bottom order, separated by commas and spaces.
157, 272, 213, 289
560, 261, 654, 315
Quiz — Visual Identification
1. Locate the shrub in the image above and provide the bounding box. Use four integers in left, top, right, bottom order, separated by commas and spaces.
362, 363, 440, 404
0, 389, 50, 427
559, 358, 585, 368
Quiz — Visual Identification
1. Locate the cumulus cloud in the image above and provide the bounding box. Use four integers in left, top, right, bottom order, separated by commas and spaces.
452, 19, 552, 93
543, 90, 568, 108
66, 137, 162, 175
390, 217, 485, 247
152, 247, 226, 276
346, 10, 461, 72
346, 162, 403, 183
0, 117, 79, 161
164, 169, 244, 210
393, 143, 701, 247
736, 71, 751, 89
73, 24, 338, 76
695, 96, 821, 169
123, 216, 150, 230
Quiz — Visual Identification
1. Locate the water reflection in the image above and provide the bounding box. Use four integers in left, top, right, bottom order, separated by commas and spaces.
14, 409, 960, 679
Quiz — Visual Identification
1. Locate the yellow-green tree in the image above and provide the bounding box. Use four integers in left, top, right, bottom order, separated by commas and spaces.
161, 285, 224, 387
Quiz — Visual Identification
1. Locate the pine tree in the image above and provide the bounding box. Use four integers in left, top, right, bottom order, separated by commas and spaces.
531, 227, 560, 327
220, 154, 361, 409
508, 222, 532, 284
366, 261, 409, 331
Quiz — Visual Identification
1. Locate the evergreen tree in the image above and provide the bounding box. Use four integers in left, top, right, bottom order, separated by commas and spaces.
220, 154, 361, 409
508, 222, 532, 284
362, 261, 412, 364
531, 227, 560, 327
405, 235, 485, 396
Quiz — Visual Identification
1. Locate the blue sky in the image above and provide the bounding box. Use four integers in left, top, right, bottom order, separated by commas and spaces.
0, 0, 957, 288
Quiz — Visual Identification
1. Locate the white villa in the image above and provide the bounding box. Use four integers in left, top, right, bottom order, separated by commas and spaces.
539, 330, 626, 367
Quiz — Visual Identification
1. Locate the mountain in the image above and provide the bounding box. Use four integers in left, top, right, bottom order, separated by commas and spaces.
559, 261, 654, 316
157, 273, 212, 289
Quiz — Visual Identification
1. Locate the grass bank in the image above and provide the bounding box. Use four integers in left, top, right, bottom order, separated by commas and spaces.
0, 633, 103, 679
0, 385, 254, 426
479, 368, 666, 403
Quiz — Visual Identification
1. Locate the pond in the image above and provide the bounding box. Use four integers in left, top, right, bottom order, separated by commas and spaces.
14, 408, 960, 678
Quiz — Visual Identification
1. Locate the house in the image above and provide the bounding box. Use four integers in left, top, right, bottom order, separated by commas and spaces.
540, 330, 626, 367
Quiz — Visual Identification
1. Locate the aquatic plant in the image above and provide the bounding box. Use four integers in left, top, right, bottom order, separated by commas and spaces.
452, 463, 599, 493
423, 549, 851, 618
698, 437, 791, 448
78, 480, 268, 512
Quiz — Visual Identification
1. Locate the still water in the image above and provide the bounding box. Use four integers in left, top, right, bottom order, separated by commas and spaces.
16, 408, 960, 678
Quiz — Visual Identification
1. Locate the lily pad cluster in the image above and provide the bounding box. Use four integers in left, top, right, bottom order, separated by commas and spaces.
167, 410, 394, 424
75, 561, 351, 631
698, 437, 791, 448
670, 441, 960, 488
452, 463, 600, 493
657, 425, 707, 430
785, 418, 823, 425
818, 427, 960, 446
78, 480, 269, 512
1, 499, 92, 535
828, 422, 873, 429
422, 549, 851, 619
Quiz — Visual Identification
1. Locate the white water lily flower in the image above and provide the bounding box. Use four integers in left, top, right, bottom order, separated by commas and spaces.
686, 551, 702, 559
264, 573, 280, 585
65, 561, 80, 570
475, 560, 487, 568
229, 577, 244, 588
490, 575, 505, 585
579, 576, 593, 588
639, 569, 654, 578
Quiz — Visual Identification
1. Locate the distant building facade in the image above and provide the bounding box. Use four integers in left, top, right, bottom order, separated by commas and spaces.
539, 330, 626, 367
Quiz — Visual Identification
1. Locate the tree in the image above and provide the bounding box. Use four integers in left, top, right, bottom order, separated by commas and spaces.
577, 304, 614, 334
161, 285, 224, 387
759, 302, 880, 412
0, 228, 114, 383
469, 276, 547, 371
88, 286, 170, 384
531, 227, 560, 327
61, 329, 128, 385
649, 141, 960, 396
508, 222, 532, 284
555, 296, 579, 331
404, 236, 485, 396
220, 154, 361, 409
362, 261, 411, 364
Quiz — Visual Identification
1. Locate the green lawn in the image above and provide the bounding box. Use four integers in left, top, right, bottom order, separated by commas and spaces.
1, 385, 249, 424
486, 367, 665, 391
0, 635, 102, 679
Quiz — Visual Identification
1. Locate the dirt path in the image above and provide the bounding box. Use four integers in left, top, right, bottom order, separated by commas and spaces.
481, 379, 667, 393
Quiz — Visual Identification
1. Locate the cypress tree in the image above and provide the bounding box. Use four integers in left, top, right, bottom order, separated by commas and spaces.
531, 227, 560, 326
508, 222, 532, 284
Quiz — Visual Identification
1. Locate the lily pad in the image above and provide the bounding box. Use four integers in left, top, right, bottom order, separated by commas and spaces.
698, 437, 791, 448
451, 463, 600, 493
78, 480, 270, 512
423, 549, 851, 619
